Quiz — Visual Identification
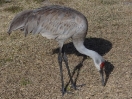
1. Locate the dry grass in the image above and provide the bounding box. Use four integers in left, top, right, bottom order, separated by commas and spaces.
0, 0, 132, 99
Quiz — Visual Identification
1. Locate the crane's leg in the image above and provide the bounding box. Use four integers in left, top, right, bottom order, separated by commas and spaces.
58, 47, 65, 95
62, 47, 76, 90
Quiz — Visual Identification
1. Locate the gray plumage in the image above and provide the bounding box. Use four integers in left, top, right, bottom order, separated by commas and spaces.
8, 5, 105, 95
8, 5, 87, 39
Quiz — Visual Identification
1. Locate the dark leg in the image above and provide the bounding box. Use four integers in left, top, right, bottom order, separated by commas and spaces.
58, 48, 65, 95
62, 47, 76, 90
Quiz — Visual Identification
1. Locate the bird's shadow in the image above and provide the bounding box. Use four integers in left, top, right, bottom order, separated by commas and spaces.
53, 38, 114, 89
104, 61, 114, 86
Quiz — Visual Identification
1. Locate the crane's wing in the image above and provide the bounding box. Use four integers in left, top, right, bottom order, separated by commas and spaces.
7, 10, 33, 35
7, 5, 86, 38
24, 13, 40, 36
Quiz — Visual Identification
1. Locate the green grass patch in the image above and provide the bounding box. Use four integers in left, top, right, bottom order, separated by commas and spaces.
0, 35, 7, 41
0, 0, 6, 5
33, 0, 44, 3
20, 78, 31, 86
0, 58, 13, 66
0, 0, 11, 5
0, 0, 4, 5
100, 0, 118, 5
4, 6, 23, 13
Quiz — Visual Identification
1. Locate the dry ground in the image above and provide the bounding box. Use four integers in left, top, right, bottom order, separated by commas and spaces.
0, 0, 132, 99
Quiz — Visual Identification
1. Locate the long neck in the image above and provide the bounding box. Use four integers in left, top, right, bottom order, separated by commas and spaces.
77, 45, 100, 60
73, 41, 100, 59
73, 40, 104, 70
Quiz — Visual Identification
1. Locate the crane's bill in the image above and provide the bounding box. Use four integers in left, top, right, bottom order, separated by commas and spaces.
99, 69, 105, 86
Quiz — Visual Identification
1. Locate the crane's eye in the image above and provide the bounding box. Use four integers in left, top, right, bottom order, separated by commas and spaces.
100, 62, 105, 69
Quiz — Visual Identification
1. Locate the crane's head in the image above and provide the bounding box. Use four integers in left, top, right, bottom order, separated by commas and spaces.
94, 56, 105, 86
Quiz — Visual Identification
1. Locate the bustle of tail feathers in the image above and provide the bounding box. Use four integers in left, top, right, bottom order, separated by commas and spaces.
7, 10, 32, 35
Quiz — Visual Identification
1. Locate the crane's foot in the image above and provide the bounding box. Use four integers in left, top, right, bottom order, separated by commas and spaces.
61, 87, 74, 95
61, 84, 76, 95
67, 84, 77, 92
71, 84, 77, 90
61, 84, 86, 95
71, 84, 86, 91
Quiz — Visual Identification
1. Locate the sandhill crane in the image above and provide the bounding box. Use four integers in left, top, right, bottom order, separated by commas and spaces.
7, 5, 105, 95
